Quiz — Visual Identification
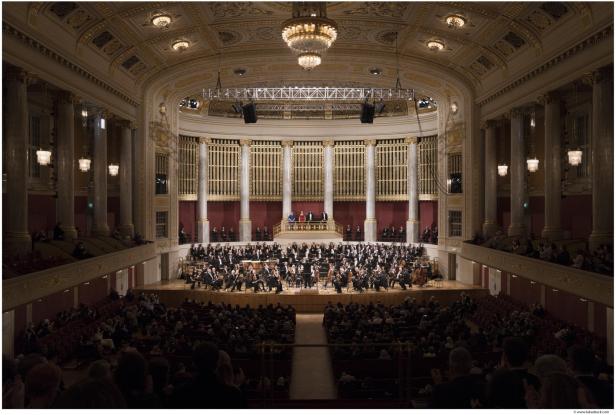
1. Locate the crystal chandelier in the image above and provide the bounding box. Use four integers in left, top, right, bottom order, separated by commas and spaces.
526, 157, 539, 173
281, 2, 338, 70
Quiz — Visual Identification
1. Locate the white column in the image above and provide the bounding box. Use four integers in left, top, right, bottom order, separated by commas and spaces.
406, 137, 419, 243
282, 141, 293, 220
364, 139, 377, 241
483, 121, 498, 238
119, 121, 134, 238
589, 67, 614, 250
197, 137, 210, 243
323, 140, 334, 220
508, 108, 526, 237
4, 67, 31, 253
92, 110, 110, 236
56, 91, 78, 240
541, 91, 563, 240
239, 139, 252, 242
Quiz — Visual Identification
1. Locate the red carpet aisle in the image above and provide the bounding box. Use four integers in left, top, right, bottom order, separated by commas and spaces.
289, 314, 337, 399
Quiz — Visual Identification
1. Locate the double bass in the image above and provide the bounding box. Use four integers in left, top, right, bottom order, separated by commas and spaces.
411, 267, 428, 287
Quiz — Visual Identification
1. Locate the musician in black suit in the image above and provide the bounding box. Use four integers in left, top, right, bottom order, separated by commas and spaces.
321, 211, 328, 222
307, 211, 314, 222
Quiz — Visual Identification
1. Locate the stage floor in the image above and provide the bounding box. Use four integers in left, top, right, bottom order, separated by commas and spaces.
136, 280, 489, 313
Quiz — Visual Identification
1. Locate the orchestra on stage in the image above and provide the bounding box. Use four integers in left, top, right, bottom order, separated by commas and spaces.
179, 242, 438, 294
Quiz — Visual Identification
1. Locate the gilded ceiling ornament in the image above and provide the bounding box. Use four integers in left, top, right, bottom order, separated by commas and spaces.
209, 2, 273, 18
343, 2, 408, 18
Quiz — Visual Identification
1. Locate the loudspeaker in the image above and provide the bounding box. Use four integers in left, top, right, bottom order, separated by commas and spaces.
242, 103, 257, 123
360, 103, 375, 124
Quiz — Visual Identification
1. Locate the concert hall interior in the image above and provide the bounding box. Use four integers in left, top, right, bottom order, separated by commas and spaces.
1, 1, 614, 411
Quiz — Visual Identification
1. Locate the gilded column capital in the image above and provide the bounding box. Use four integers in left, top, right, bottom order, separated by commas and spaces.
5, 66, 31, 83
592, 66, 613, 84
509, 107, 525, 119
282, 140, 293, 148
322, 139, 334, 147
239, 139, 252, 146
405, 137, 418, 145
199, 136, 211, 145
116, 119, 133, 129
537, 91, 560, 105
364, 139, 377, 146
480, 120, 497, 130
57, 90, 78, 105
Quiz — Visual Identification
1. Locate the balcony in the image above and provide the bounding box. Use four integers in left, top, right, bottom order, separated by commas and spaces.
459, 242, 613, 307
3, 243, 157, 311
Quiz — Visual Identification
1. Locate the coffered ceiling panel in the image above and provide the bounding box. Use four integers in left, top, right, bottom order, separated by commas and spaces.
6, 1, 612, 96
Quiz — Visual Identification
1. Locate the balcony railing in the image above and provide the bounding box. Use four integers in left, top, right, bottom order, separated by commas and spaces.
460, 242, 613, 307
3, 243, 157, 311
273, 220, 343, 237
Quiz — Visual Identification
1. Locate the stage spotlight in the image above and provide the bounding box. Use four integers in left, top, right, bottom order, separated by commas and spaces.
242, 102, 257, 123
360, 102, 375, 124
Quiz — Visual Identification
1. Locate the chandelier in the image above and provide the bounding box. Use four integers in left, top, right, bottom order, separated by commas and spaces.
78, 157, 91, 172
281, 2, 338, 70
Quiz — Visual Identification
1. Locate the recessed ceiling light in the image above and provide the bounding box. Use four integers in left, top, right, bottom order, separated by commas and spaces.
446, 14, 466, 29
427, 40, 445, 51
369, 68, 382, 76
172, 40, 190, 51
152, 15, 171, 28
233, 68, 247, 76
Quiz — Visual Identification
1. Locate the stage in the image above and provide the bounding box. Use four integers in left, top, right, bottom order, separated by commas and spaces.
135, 280, 489, 313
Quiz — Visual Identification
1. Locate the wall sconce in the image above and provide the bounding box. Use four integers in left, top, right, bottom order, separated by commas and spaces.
36, 148, 52, 166
100, 117, 106, 130
526, 157, 539, 173
78, 157, 91, 172
108, 163, 119, 176
497, 163, 508, 176
567, 149, 583, 166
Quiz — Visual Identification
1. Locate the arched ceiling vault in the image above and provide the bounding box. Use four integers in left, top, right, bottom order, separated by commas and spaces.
7, 1, 609, 113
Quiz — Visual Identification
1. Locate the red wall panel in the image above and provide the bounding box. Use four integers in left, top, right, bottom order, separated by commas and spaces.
28, 194, 56, 234
419, 201, 438, 233
375, 202, 408, 233
179, 201, 197, 241
528, 196, 545, 238
75, 196, 89, 237
13, 304, 27, 348
509, 276, 542, 305
250, 201, 282, 230
31, 289, 73, 324
497, 197, 511, 232
77, 276, 109, 306
561, 195, 592, 239
108, 196, 120, 232
545, 287, 588, 329
594, 303, 607, 338
333, 202, 366, 228
208, 201, 241, 231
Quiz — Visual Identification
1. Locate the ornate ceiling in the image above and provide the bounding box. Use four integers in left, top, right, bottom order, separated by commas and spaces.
7, 2, 611, 101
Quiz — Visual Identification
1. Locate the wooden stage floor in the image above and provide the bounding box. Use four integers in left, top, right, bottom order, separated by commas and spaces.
136, 280, 489, 313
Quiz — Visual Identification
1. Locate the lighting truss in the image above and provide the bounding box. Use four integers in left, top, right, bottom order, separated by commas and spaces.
202, 87, 416, 101
247, 103, 368, 111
